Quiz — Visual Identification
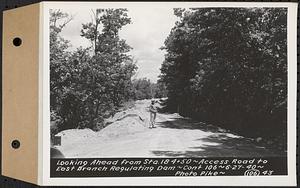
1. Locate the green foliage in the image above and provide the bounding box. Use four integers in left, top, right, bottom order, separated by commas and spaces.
50, 9, 137, 133
160, 8, 287, 137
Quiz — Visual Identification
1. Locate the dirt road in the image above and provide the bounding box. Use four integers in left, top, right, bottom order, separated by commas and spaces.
56, 99, 283, 158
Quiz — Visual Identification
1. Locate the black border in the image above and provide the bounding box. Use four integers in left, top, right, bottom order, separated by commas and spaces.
0, 0, 298, 187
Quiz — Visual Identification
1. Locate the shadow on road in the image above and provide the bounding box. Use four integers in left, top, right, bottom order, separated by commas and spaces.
151, 133, 286, 157
153, 118, 286, 157
157, 118, 226, 132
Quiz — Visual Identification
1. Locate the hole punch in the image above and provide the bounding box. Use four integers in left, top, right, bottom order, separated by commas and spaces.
11, 140, 20, 149
12, 37, 22, 47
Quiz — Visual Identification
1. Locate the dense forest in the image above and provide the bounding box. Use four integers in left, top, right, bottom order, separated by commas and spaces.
159, 8, 287, 141
50, 9, 166, 134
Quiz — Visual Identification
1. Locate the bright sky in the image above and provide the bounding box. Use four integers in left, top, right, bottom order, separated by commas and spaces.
59, 7, 178, 83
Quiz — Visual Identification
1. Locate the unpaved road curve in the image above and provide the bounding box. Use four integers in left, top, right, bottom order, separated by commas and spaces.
57, 99, 283, 158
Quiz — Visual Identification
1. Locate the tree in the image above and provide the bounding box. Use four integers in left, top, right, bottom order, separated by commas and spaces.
154, 80, 168, 98
160, 8, 287, 138
50, 9, 73, 134
132, 78, 154, 100
78, 8, 137, 129
132, 78, 168, 100
50, 9, 137, 133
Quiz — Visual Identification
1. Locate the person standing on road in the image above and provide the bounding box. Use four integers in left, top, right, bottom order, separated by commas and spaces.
149, 99, 157, 128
